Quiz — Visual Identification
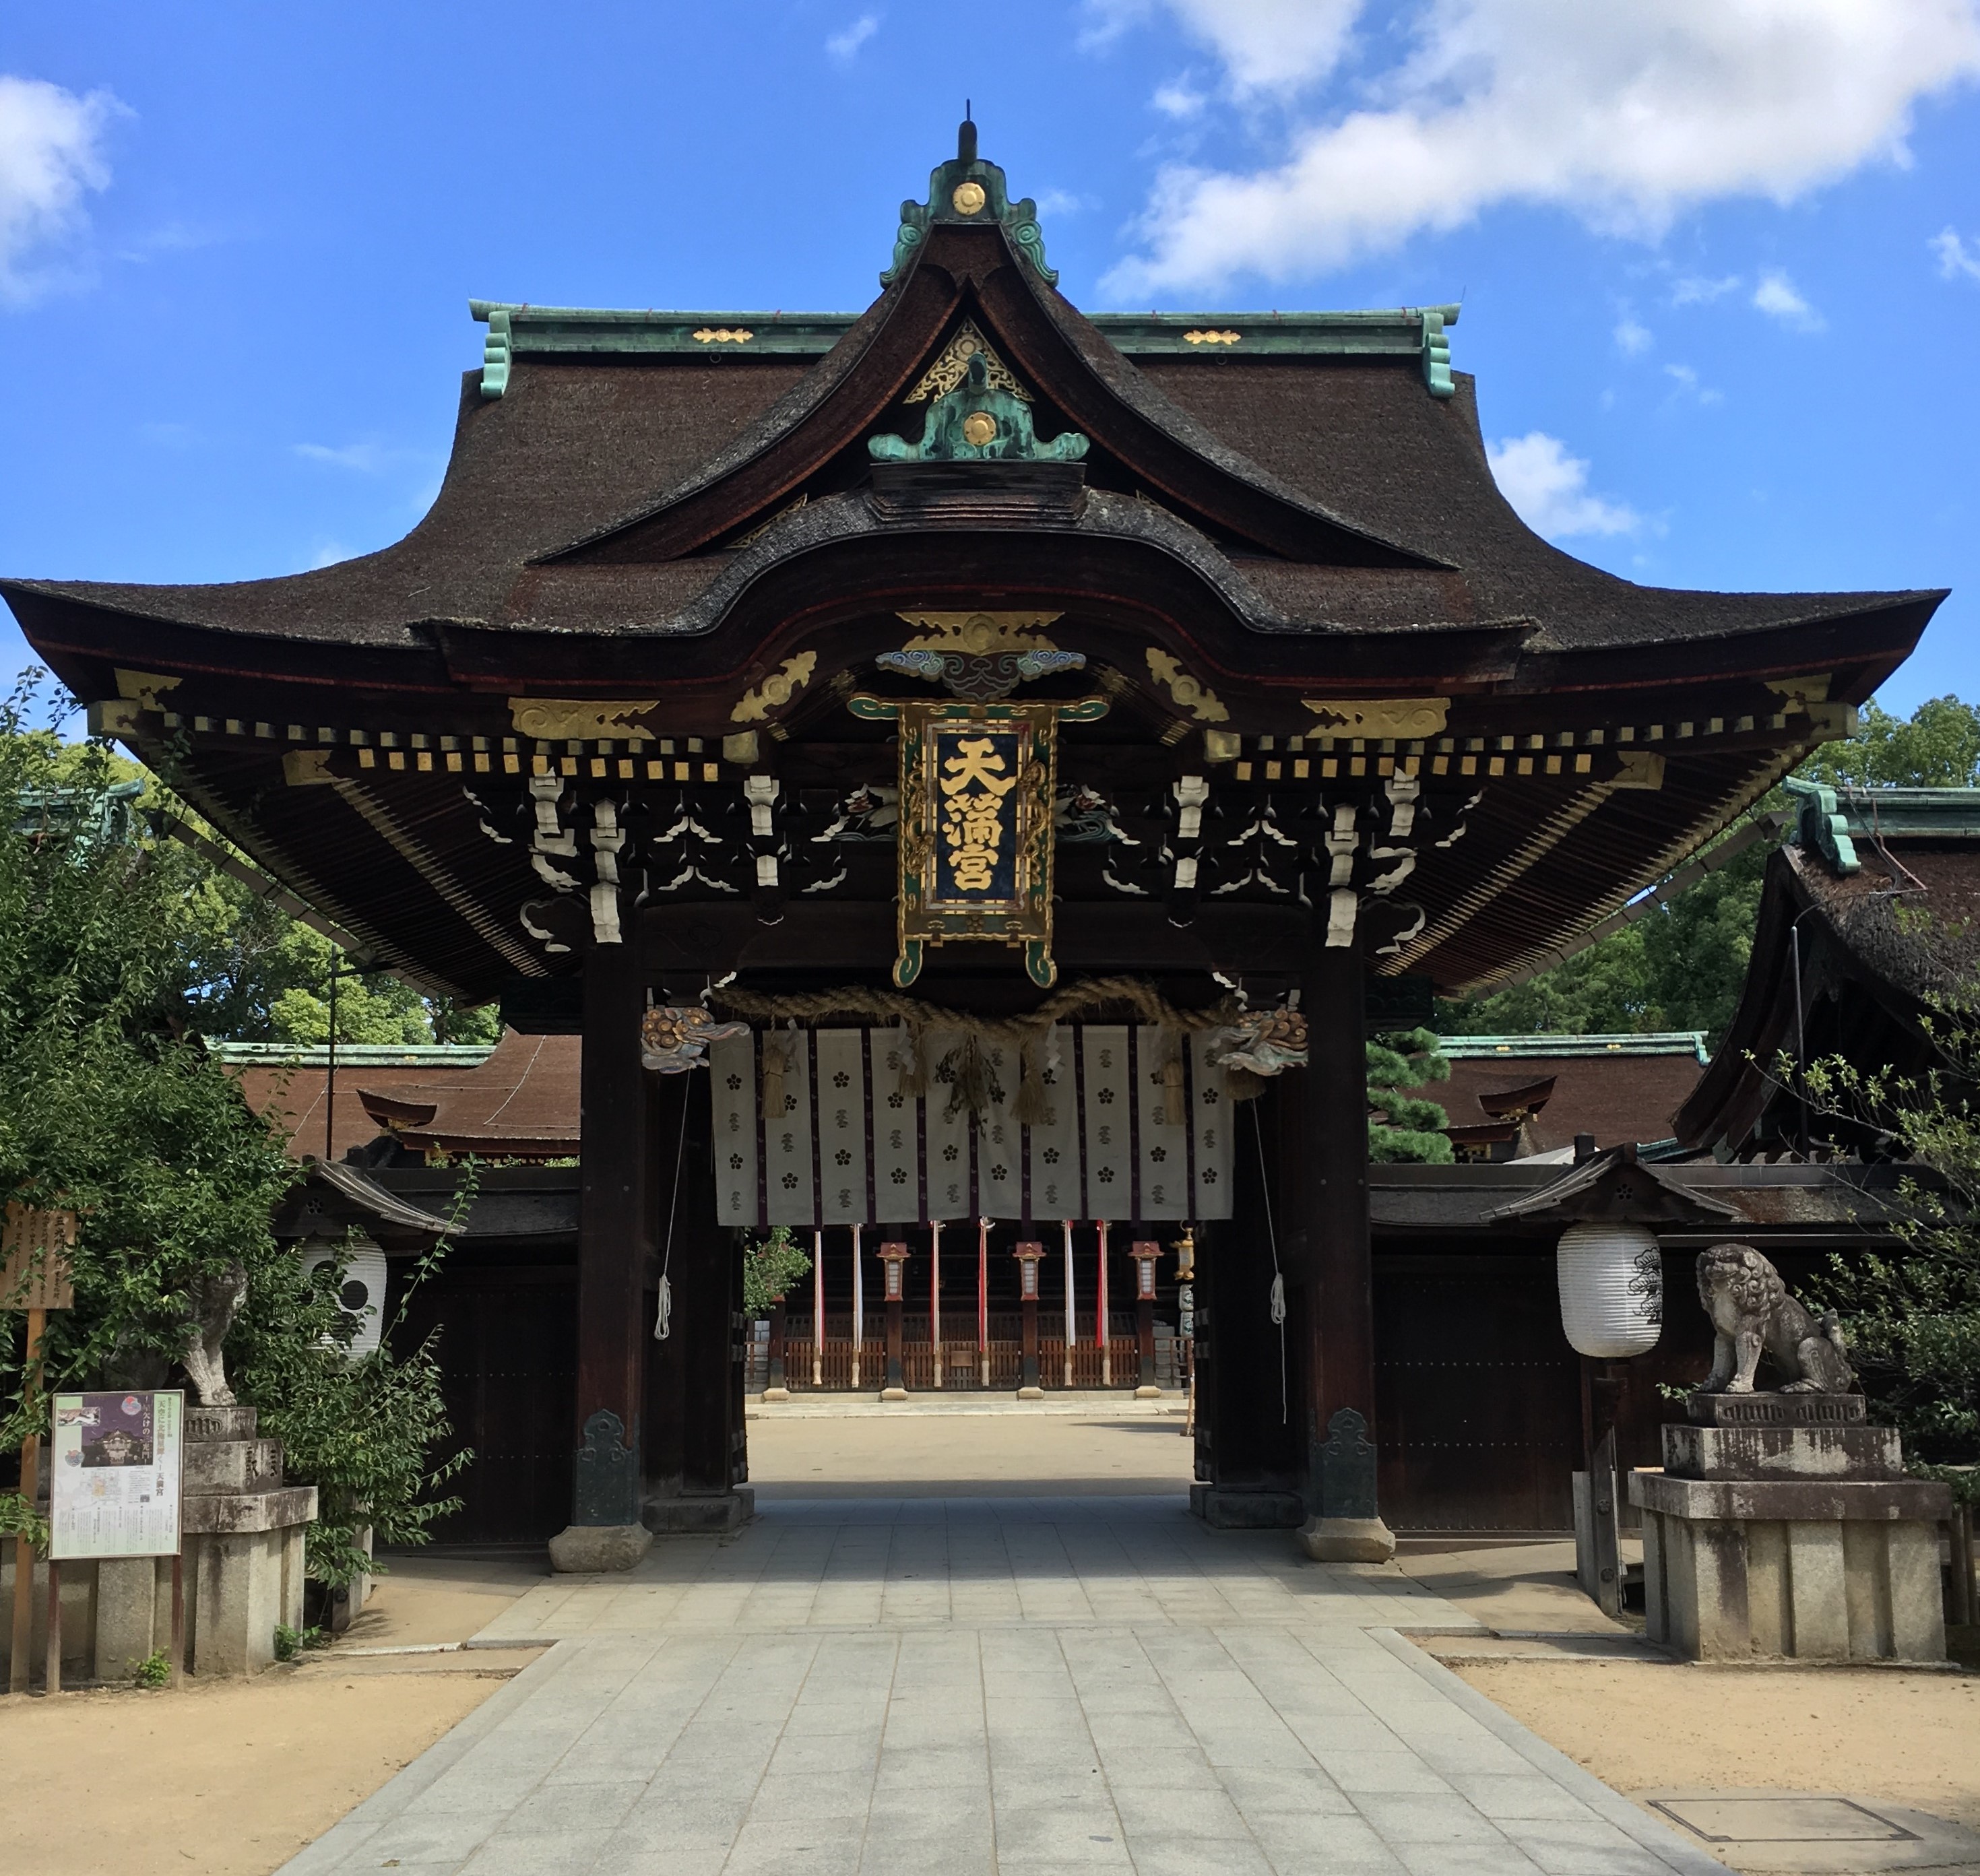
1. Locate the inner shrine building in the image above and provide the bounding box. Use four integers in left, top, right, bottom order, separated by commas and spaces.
3, 124, 1940, 1563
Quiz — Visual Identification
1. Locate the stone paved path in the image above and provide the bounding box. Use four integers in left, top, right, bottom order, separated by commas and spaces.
280, 1497, 1727, 1876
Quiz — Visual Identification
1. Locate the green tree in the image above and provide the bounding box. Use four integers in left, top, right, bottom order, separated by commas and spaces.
0, 680, 468, 1582
1801, 989, 1980, 1507
1441, 695, 1980, 1046
1368, 1027, 1452, 1163
742, 1225, 815, 1317
1806, 695, 1980, 789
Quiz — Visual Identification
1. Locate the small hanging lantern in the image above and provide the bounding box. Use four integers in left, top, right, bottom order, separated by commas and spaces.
1012, 1241, 1045, 1299
1556, 1222, 1663, 1359
878, 1241, 909, 1300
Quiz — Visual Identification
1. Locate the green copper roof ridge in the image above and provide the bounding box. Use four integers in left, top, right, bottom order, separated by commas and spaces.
881, 115, 1056, 290
1440, 1031, 1711, 1061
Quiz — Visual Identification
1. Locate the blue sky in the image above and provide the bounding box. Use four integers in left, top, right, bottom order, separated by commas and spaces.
3, 1, 1979, 711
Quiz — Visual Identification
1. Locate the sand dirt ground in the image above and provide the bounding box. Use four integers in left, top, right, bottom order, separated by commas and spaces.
745, 1403, 1196, 1496
0, 1554, 547, 1876
1456, 1658, 1980, 1834
0, 1658, 501, 1876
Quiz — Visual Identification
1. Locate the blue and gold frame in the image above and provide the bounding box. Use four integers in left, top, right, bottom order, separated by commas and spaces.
850, 693, 1108, 988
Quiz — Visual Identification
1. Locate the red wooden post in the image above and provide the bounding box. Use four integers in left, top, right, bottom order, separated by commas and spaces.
1130, 1241, 1162, 1396
879, 1242, 909, 1398
977, 1217, 990, 1390
928, 1220, 943, 1390
1096, 1221, 1111, 1388
812, 1227, 826, 1389
1013, 1242, 1045, 1397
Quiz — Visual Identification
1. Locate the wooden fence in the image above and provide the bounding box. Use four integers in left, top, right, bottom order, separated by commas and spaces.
753, 1312, 1180, 1392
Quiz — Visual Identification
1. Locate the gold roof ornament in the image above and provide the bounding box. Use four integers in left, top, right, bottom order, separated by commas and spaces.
1303, 697, 1451, 739
903, 320, 1033, 403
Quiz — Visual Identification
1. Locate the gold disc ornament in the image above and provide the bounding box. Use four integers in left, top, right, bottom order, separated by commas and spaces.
961, 411, 998, 447
951, 181, 987, 216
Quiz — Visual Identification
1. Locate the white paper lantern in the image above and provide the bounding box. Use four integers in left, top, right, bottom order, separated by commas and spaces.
1556, 1223, 1663, 1358
301, 1240, 389, 1358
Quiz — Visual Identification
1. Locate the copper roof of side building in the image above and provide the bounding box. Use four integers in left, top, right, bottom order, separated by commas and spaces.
2, 121, 1944, 1006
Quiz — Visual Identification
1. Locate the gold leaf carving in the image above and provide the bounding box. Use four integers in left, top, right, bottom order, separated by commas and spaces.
895, 612, 1062, 653
115, 669, 183, 709
283, 750, 337, 786
1765, 674, 1832, 711
1302, 697, 1450, 739
509, 698, 662, 741
1183, 330, 1240, 346
1145, 648, 1229, 723
693, 327, 754, 344
731, 652, 819, 723
903, 321, 1033, 403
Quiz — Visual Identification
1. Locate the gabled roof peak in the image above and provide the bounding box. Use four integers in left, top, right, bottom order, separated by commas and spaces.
883, 115, 1056, 288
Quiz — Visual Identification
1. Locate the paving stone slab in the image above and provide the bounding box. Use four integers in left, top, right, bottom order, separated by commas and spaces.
275, 1497, 1733, 1876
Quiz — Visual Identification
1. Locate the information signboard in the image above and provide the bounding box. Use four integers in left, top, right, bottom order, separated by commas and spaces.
49, 1389, 184, 1560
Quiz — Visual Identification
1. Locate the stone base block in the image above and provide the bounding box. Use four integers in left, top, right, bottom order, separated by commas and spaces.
548, 1523, 653, 1573
881, 1386, 909, 1402
1636, 1501, 1948, 1663
1299, 1515, 1397, 1563
643, 1489, 755, 1535
760, 1386, 790, 1402
1016, 1386, 1044, 1400
1135, 1385, 1163, 1399
1189, 1485, 1304, 1530
185, 1522, 309, 1675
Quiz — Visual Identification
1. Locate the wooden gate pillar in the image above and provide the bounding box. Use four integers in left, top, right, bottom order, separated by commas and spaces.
551, 940, 656, 1572
1295, 937, 1395, 1563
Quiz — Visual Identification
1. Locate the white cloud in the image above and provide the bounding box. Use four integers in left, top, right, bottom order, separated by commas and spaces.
1671, 273, 1741, 305
1086, 1, 1363, 95
1034, 188, 1099, 219
306, 542, 350, 571
1101, 1, 1980, 296
294, 442, 392, 473
1664, 362, 1725, 406
1614, 314, 1653, 355
1752, 267, 1823, 327
826, 13, 879, 62
1486, 432, 1640, 539
0, 73, 121, 303
1152, 79, 1207, 119
1932, 227, 1980, 280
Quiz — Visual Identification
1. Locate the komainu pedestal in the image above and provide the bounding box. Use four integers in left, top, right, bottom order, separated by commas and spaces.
1630, 1392, 1950, 1663
181, 1404, 317, 1675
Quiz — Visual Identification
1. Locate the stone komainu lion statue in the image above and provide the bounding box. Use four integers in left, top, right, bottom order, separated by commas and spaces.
1696, 1243, 1855, 1395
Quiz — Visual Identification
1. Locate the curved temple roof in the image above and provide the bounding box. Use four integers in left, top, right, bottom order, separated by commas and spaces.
1, 123, 1944, 1006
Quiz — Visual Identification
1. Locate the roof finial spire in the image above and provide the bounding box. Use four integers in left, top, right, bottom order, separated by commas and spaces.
959, 105, 976, 164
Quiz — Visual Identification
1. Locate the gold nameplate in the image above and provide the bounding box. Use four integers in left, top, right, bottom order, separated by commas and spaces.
852, 692, 1108, 988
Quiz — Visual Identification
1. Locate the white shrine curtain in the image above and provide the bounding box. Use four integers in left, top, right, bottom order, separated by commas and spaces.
709, 1025, 1232, 1227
